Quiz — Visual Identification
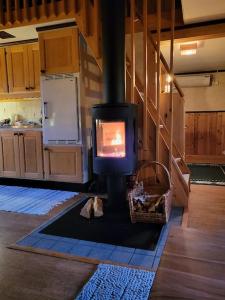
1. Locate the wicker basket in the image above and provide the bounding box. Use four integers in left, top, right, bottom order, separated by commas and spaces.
128, 161, 172, 224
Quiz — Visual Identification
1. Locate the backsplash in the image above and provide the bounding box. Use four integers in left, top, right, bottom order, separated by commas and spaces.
0, 98, 42, 125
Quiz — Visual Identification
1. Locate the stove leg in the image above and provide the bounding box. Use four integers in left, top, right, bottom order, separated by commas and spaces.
106, 175, 127, 211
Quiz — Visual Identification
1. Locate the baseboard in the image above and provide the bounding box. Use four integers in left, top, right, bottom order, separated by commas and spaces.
0, 177, 90, 192
186, 155, 225, 164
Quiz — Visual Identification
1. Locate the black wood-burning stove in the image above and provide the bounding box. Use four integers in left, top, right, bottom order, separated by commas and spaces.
92, 0, 138, 210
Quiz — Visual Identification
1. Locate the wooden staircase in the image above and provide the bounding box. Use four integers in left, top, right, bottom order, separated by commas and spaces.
0, 0, 190, 207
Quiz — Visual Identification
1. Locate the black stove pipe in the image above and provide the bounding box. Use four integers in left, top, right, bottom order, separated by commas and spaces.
101, 0, 125, 104
101, 0, 126, 210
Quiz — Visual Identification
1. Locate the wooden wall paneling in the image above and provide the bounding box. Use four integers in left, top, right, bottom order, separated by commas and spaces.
222, 113, 225, 155
79, 35, 102, 182
208, 112, 218, 155
130, 0, 135, 103
185, 112, 225, 164
185, 113, 195, 155
196, 113, 208, 155
215, 112, 223, 155
143, 0, 148, 155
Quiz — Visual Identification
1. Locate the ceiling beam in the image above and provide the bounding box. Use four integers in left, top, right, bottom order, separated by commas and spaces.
157, 20, 225, 42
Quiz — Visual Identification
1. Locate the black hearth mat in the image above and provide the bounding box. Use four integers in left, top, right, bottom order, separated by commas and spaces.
41, 198, 163, 250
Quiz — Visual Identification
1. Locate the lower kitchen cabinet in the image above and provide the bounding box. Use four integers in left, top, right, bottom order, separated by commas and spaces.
0, 130, 43, 179
18, 131, 43, 179
0, 131, 20, 178
43, 146, 83, 183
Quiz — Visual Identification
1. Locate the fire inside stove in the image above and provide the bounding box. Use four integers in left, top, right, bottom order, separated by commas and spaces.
96, 120, 126, 158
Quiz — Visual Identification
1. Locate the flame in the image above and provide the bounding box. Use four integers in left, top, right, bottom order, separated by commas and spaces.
111, 130, 122, 145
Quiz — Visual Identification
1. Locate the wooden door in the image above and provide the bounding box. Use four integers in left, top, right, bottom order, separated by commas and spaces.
19, 131, 43, 179
0, 131, 20, 178
6, 45, 30, 93
0, 48, 8, 95
27, 43, 40, 92
43, 146, 83, 182
39, 27, 79, 74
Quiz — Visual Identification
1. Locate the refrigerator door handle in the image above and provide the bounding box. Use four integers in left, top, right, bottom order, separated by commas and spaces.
43, 102, 48, 119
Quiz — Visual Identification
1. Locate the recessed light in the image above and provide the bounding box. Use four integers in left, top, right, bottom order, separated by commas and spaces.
180, 42, 197, 56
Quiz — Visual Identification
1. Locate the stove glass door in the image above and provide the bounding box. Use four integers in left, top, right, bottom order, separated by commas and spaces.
96, 120, 126, 158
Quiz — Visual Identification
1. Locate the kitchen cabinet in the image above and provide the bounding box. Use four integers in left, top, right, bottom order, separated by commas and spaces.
0, 130, 43, 179
39, 27, 79, 74
0, 48, 8, 96
5, 43, 40, 97
27, 43, 41, 92
43, 146, 83, 182
0, 131, 20, 178
19, 131, 43, 179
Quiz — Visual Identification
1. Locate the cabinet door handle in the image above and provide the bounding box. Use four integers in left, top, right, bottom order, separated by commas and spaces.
41, 69, 46, 74
25, 87, 30, 90
13, 132, 18, 136
19, 133, 24, 136
43, 102, 48, 119
44, 147, 49, 151
30, 86, 35, 90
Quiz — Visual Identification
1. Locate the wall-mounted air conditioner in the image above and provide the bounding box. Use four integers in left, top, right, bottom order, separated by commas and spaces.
176, 74, 212, 88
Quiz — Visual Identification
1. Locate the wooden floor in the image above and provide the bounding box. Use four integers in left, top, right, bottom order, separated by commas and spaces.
150, 184, 225, 300
0, 185, 224, 299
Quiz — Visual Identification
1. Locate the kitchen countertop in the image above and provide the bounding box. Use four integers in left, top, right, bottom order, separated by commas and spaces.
0, 127, 42, 132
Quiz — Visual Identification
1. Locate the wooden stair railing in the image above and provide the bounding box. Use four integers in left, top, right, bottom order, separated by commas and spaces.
126, 59, 190, 199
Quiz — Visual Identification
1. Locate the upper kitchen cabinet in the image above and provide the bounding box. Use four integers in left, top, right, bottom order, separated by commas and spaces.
6, 45, 30, 94
38, 27, 79, 74
0, 48, 8, 96
5, 43, 40, 97
27, 43, 41, 92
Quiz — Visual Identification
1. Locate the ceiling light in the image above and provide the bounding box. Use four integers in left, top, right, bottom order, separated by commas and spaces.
180, 42, 197, 56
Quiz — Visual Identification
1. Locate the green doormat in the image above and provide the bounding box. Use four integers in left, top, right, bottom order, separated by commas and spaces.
188, 164, 225, 186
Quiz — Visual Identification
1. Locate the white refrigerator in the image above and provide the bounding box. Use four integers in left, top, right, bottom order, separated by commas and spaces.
41, 73, 81, 145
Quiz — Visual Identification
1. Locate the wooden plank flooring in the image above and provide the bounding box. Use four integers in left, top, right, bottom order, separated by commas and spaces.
0, 195, 96, 300
0, 185, 224, 299
150, 184, 225, 299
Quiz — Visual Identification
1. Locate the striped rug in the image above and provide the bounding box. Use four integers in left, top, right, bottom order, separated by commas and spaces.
0, 185, 78, 215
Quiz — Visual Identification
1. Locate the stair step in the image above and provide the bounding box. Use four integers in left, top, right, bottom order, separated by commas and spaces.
175, 157, 182, 162
183, 173, 190, 185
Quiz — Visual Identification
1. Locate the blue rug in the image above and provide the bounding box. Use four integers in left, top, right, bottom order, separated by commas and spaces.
76, 264, 155, 300
0, 185, 78, 215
